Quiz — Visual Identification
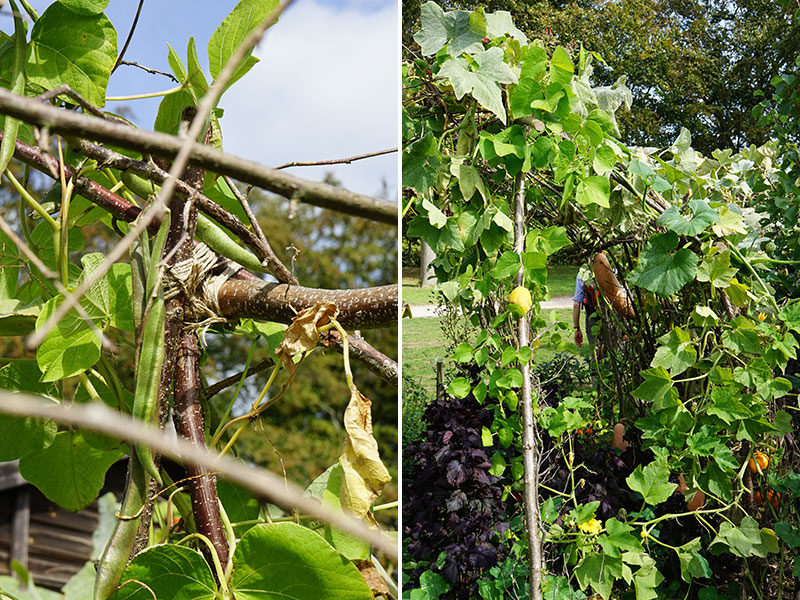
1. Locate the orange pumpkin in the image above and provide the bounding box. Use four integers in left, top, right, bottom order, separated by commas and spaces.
748, 452, 769, 474
755, 489, 780, 509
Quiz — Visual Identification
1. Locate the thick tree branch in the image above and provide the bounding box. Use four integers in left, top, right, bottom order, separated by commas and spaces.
174, 330, 229, 570
216, 281, 398, 330
321, 330, 398, 385
0, 89, 397, 225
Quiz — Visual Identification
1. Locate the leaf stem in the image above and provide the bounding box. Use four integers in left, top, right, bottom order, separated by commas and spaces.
6, 169, 57, 230
106, 85, 185, 102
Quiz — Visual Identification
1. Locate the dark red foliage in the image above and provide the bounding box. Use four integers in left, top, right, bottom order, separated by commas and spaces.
403, 391, 510, 598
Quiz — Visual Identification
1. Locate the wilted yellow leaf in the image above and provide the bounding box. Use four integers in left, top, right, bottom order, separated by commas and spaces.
339, 385, 391, 519
275, 302, 338, 367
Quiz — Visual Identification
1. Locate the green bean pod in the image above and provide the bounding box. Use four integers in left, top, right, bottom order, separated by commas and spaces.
132, 293, 165, 485
93, 453, 151, 600
196, 213, 267, 273
121, 171, 158, 200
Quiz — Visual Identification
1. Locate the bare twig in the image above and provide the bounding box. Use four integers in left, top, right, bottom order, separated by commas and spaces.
115, 60, 180, 83
275, 147, 398, 170
35, 86, 108, 120
222, 175, 269, 248
203, 358, 274, 399
112, 0, 145, 74
0, 391, 398, 561
320, 330, 398, 385
0, 89, 397, 224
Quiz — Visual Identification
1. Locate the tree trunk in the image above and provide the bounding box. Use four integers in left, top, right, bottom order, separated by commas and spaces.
419, 240, 435, 286
513, 169, 543, 600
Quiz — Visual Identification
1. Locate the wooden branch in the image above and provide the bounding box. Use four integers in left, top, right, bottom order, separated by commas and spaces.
174, 330, 229, 570
216, 282, 398, 330
321, 330, 398, 385
203, 358, 274, 399
0, 392, 398, 560
0, 89, 397, 225
275, 147, 397, 169
7, 134, 142, 223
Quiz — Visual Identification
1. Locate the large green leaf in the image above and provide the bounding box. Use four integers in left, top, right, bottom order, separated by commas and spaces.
650, 327, 696, 375
438, 48, 516, 123
19, 431, 122, 512
629, 232, 698, 296
36, 295, 103, 382
0, 362, 57, 461
696, 249, 737, 288
208, 0, 278, 88
36, 254, 133, 381
414, 2, 484, 56
675, 538, 711, 583
109, 545, 217, 600
626, 457, 677, 505
154, 88, 195, 135
0, 298, 40, 336
549, 46, 573, 85
230, 523, 372, 599
303, 463, 369, 560
657, 200, 719, 236
26, 2, 117, 107
403, 133, 442, 193
709, 517, 779, 558
575, 175, 609, 208
58, 0, 109, 16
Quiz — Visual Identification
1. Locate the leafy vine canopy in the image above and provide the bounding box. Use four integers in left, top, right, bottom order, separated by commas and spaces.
403, 2, 800, 598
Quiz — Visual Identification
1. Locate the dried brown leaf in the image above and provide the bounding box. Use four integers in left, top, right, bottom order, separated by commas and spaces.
340, 385, 391, 519
275, 302, 337, 367
356, 560, 390, 596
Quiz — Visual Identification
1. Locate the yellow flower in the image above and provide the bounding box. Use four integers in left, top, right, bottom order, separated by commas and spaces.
757, 312, 767, 322
641, 528, 648, 539
578, 518, 602, 535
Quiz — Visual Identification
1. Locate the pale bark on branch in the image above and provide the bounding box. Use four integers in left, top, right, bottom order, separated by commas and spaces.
0, 392, 398, 560
0, 88, 397, 224
217, 281, 398, 330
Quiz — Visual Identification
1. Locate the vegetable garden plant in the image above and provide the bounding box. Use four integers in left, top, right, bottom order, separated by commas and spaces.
0, 1, 398, 599
402, 4, 800, 599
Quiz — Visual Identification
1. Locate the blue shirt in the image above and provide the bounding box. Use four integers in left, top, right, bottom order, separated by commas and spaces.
573, 275, 586, 303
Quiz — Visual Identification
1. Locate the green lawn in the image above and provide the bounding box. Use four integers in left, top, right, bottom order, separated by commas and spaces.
547, 264, 580, 298
402, 307, 576, 397
402, 264, 579, 306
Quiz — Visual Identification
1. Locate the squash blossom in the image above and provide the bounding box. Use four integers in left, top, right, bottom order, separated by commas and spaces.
578, 518, 602, 534
758, 312, 767, 322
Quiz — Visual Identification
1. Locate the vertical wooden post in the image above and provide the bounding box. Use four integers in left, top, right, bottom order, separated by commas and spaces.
435, 359, 444, 402
10, 486, 30, 581
513, 169, 543, 600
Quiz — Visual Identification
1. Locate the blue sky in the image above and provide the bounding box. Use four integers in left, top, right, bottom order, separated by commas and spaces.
23, 0, 399, 199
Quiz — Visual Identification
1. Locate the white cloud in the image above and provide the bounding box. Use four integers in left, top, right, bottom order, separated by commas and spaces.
218, 0, 398, 200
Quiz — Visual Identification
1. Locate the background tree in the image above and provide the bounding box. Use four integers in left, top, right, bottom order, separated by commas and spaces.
403, 0, 800, 153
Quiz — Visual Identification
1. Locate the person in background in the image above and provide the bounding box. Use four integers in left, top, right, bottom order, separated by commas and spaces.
573, 275, 598, 348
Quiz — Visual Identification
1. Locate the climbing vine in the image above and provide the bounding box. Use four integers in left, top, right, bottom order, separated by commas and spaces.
403, 4, 800, 599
